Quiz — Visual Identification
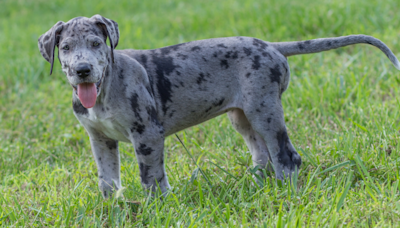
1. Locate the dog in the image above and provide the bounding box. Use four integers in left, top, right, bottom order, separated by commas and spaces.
38, 15, 400, 198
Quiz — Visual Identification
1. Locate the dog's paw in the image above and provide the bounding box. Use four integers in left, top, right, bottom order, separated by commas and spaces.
99, 179, 119, 199
142, 176, 171, 196
274, 153, 302, 181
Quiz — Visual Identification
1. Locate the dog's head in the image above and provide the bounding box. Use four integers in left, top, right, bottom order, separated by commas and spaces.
38, 15, 119, 108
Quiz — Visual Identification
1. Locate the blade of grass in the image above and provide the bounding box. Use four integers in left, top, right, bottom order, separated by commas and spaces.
175, 133, 212, 187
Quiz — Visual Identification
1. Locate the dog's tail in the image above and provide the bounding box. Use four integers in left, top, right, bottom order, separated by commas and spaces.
271, 35, 400, 70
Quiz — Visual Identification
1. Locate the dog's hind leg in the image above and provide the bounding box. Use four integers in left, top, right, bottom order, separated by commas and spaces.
243, 89, 301, 181
228, 108, 272, 183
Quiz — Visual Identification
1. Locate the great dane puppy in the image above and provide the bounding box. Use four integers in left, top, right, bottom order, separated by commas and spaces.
38, 15, 400, 198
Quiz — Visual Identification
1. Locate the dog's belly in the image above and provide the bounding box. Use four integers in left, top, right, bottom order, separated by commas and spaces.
162, 97, 240, 136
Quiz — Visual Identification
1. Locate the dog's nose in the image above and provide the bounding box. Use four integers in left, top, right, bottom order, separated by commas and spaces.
76, 64, 91, 78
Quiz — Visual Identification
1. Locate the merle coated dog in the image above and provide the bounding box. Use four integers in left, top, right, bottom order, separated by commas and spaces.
38, 15, 400, 198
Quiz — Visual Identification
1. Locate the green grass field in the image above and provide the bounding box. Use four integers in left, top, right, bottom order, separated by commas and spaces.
1, 0, 400, 226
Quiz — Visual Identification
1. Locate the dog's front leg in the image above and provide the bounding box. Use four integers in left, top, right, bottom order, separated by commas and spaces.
87, 132, 121, 198
130, 128, 170, 195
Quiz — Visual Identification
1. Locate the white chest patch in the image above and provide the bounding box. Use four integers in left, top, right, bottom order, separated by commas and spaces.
85, 109, 131, 142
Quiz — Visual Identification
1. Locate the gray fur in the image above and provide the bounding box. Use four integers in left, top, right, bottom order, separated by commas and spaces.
38, 15, 399, 198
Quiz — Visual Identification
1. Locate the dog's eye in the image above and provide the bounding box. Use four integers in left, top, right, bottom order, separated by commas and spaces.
93, 41, 100, 47
62, 45, 69, 50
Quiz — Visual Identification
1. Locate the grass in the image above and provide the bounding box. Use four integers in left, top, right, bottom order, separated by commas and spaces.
1, 0, 400, 226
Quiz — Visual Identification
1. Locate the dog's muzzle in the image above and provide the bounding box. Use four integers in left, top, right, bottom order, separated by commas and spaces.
71, 66, 106, 109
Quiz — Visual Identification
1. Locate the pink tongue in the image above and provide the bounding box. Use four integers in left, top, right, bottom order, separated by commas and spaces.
77, 83, 97, 108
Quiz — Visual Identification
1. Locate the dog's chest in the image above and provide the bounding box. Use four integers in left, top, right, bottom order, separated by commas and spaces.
84, 108, 131, 143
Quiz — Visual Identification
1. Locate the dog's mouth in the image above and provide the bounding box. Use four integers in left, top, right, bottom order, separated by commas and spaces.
71, 71, 106, 109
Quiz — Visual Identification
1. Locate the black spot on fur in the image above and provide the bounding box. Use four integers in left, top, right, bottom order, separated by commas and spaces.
152, 55, 178, 114
146, 106, 159, 125
160, 43, 185, 56
256, 109, 261, 112
270, 64, 282, 84
213, 98, 225, 106
225, 51, 239, 59
217, 44, 228, 48
205, 106, 213, 113
140, 54, 148, 68
243, 47, 252, 56
252, 55, 261, 70
106, 141, 117, 150
191, 46, 201, 51
137, 143, 154, 156
246, 73, 251, 78
202, 56, 208, 62
262, 52, 273, 60
276, 130, 301, 169
119, 69, 124, 79
129, 93, 142, 121
131, 122, 145, 134
89, 28, 99, 36
304, 40, 311, 45
72, 100, 88, 115
282, 63, 288, 73
139, 163, 151, 184
197, 73, 208, 84
75, 53, 83, 60
145, 85, 153, 97
327, 41, 332, 47
252, 38, 268, 50
232, 51, 239, 59
298, 43, 304, 50
177, 53, 188, 60
220, 59, 229, 69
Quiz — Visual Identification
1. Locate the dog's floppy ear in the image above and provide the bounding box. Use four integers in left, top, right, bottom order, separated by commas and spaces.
90, 15, 119, 63
38, 21, 65, 75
